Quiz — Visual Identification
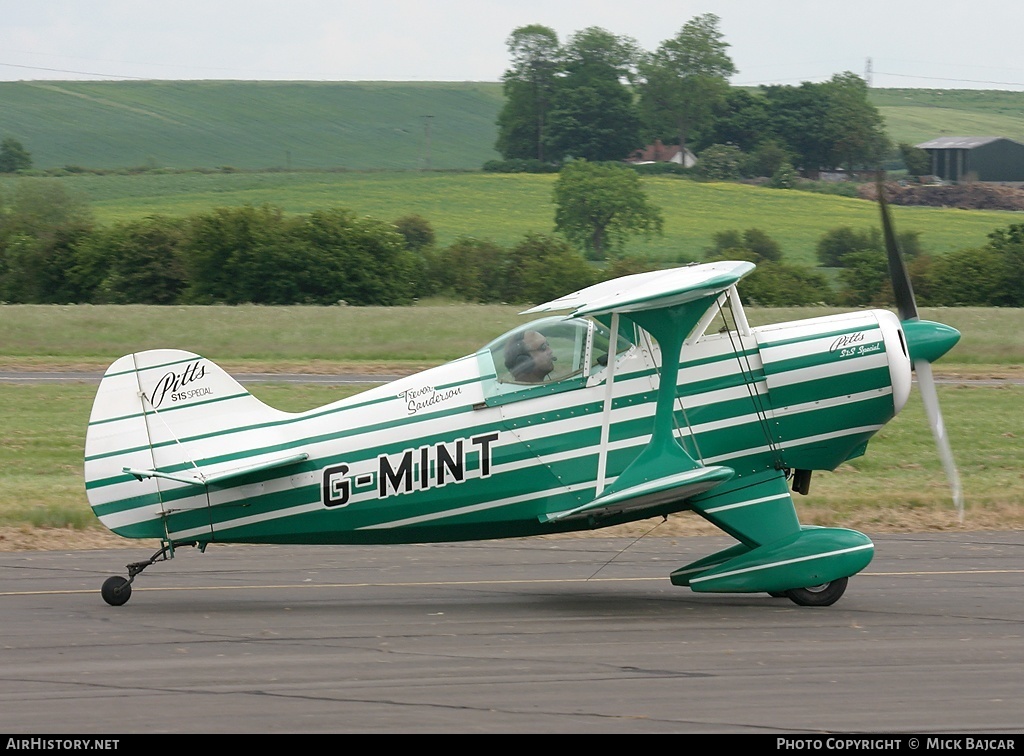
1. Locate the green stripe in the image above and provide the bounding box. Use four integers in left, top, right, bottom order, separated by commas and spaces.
767, 366, 891, 408
757, 322, 879, 350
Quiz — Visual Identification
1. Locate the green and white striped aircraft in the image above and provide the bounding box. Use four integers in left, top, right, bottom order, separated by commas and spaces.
86, 194, 962, 608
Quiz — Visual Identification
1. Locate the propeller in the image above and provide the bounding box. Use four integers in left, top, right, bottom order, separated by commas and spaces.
877, 175, 965, 522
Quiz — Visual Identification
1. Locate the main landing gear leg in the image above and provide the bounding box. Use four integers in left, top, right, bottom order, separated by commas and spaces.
100, 541, 200, 606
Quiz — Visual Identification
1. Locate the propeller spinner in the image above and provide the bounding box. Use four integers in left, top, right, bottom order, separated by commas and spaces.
877, 176, 965, 522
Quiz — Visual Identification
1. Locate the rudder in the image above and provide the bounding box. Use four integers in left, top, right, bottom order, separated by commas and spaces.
84, 350, 291, 540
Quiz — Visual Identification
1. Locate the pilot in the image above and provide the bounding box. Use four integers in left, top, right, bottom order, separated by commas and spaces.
504, 329, 556, 383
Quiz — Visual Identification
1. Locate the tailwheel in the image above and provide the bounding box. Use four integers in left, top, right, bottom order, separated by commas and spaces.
785, 577, 849, 607
99, 540, 200, 606
101, 575, 131, 606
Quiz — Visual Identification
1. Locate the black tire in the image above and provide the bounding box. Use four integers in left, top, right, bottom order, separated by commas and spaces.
785, 577, 848, 607
767, 591, 787, 598
101, 576, 132, 606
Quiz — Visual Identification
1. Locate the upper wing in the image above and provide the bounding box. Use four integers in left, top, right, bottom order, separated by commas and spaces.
522, 260, 755, 318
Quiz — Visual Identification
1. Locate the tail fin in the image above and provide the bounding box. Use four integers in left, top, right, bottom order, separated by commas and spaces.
85, 350, 296, 540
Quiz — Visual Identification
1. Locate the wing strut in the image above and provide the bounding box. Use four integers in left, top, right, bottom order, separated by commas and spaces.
596, 296, 727, 502
595, 312, 619, 497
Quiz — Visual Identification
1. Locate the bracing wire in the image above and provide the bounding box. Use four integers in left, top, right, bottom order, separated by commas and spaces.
586, 516, 669, 580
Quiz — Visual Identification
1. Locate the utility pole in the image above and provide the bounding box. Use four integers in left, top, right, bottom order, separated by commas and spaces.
865, 57, 873, 87
422, 115, 433, 171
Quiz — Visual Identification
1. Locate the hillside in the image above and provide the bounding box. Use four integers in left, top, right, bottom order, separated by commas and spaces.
1, 80, 1022, 171
870, 89, 1024, 147
0, 80, 505, 170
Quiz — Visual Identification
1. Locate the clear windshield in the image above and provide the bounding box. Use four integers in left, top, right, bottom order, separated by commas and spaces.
486, 316, 635, 386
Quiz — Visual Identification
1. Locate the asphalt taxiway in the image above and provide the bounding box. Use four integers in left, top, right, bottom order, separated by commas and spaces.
1, 532, 1022, 734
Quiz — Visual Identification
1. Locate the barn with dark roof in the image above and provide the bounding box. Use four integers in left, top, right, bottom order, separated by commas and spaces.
916, 136, 1024, 183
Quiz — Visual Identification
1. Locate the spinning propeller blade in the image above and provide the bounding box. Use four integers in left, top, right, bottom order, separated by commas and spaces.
877, 175, 964, 522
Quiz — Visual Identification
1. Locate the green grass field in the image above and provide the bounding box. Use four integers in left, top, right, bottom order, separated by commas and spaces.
0, 80, 504, 170
2, 171, 1016, 267
2, 304, 1022, 367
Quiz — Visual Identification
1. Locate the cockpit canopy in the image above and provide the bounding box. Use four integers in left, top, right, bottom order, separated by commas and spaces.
484, 316, 635, 387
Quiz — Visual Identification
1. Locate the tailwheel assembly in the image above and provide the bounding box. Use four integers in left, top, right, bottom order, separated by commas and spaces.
100, 540, 201, 606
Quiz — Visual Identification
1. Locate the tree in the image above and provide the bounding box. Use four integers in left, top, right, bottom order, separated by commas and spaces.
501, 233, 596, 304
0, 138, 32, 173
553, 160, 664, 259
181, 205, 287, 303
428, 236, 509, 302
836, 250, 890, 306
636, 14, 736, 156
743, 140, 794, 179
543, 27, 642, 162
544, 77, 642, 162
763, 74, 889, 171
816, 226, 922, 267
705, 228, 782, 263
180, 204, 364, 305
495, 25, 561, 161
0, 180, 94, 302
299, 209, 417, 306
919, 247, 1006, 306
740, 262, 834, 306
769, 161, 798, 189
703, 88, 770, 153
981, 222, 1024, 306
822, 73, 890, 171
696, 143, 743, 180
87, 216, 188, 304
762, 82, 832, 171
392, 214, 435, 251
899, 142, 931, 177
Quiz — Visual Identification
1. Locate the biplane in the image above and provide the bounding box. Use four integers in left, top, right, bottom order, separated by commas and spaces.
85, 187, 962, 607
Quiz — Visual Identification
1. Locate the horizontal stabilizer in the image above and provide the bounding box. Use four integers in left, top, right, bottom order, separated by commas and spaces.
541, 465, 733, 524
123, 452, 309, 489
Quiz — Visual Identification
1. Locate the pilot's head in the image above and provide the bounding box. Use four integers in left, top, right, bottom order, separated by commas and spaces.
505, 329, 556, 382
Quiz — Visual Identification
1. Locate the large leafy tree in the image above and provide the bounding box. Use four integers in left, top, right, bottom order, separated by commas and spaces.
764, 74, 889, 171
545, 78, 641, 162
702, 88, 771, 153
823, 72, 890, 171
762, 81, 833, 171
495, 25, 561, 161
544, 27, 642, 162
636, 14, 736, 155
553, 160, 663, 259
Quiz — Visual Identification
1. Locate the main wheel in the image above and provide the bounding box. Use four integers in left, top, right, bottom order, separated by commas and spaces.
785, 577, 848, 607
101, 576, 132, 606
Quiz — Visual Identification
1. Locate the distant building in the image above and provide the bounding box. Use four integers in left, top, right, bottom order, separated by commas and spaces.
626, 140, 697, 168
915, 136, 1024, 184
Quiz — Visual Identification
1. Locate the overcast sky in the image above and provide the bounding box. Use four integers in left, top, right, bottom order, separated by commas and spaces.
2, 0, 1023, 90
